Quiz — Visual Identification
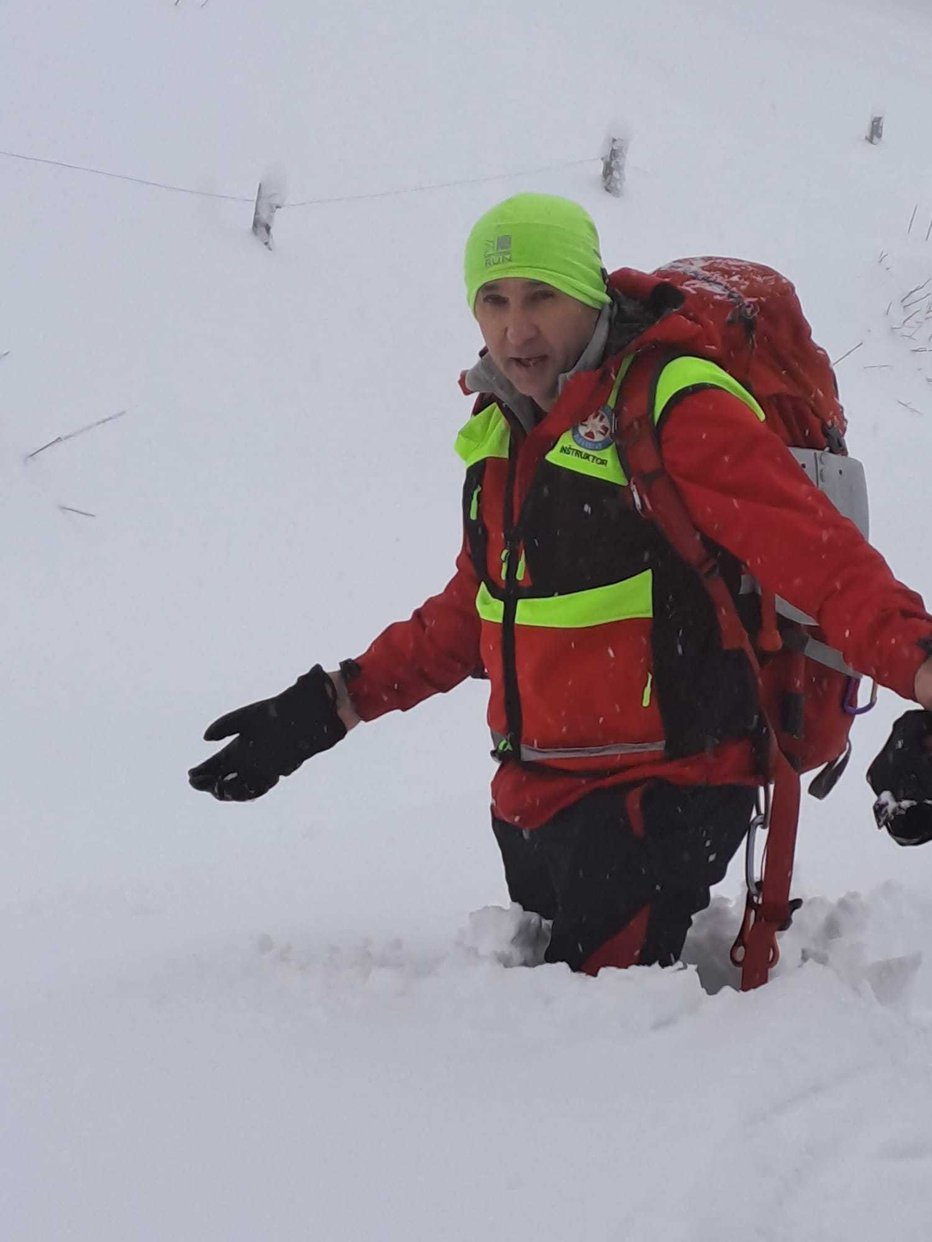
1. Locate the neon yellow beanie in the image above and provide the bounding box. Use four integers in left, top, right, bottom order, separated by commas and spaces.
464, 193, 609, 311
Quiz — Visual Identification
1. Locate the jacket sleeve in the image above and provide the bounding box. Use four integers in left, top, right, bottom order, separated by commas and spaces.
659, 388, 932, 701
341, 535, 483, 722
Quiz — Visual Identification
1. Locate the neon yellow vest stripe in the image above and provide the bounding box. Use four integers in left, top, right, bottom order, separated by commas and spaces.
454, 403, 509, 468
476, 569, 652, 628
652, 355, 765, 425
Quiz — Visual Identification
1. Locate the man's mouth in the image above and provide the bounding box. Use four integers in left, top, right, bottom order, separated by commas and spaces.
512, 355, 548, 372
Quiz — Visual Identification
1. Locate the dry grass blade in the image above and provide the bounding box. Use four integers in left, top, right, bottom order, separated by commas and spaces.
58, 505, 97, 518
901, 278, 932, 304
25, 409, 128, 462
894, 308, 923, 331
832, 341, 863, 366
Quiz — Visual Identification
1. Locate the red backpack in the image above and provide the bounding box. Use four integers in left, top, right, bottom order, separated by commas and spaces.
611, 257, 872, 989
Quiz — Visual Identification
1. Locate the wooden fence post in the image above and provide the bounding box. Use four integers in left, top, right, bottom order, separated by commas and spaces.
252, 181, 284, 248
601, 136, 628, 197
866, 114, 884, 145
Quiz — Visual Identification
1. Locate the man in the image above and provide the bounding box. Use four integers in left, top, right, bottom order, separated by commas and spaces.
190, 193, 932, 975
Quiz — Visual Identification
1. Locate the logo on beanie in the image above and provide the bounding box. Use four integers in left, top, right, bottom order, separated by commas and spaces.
572, 409, 614, 451
484, 234, 513, 270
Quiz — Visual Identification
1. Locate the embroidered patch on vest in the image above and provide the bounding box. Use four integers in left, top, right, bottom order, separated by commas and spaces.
572, 408, 614, 451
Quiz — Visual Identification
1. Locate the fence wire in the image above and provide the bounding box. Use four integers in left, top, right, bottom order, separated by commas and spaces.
1, 147, 599, 209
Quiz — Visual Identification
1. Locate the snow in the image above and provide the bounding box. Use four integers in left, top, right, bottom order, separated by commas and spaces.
4, 0, 932, 1237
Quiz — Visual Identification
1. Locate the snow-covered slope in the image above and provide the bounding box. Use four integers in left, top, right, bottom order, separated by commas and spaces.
4, 2, 932, 1237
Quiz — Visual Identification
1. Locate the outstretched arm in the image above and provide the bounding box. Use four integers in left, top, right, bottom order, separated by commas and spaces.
661, 388, 932, 704
189, 539, 482, 800
336, 536, 483, 723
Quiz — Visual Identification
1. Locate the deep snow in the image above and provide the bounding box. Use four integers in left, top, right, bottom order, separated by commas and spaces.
4, 1, 932, 1238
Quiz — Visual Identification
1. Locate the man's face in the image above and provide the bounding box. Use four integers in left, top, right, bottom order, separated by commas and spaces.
473, 278, 600, 411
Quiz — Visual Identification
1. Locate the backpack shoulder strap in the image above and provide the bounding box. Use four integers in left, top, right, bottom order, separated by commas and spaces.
613, 351, 749, 620
613, 348, 802, 991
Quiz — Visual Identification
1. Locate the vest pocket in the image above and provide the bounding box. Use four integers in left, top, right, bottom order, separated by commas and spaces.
512, 614, 664, 759
476, 569, 667, 764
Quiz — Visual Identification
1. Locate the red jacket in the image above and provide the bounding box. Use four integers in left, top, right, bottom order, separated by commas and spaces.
346, 310, 932, 829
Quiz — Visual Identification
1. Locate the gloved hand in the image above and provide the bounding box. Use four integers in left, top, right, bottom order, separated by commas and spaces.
867, 709, 932, 846
188, 664, 347, 801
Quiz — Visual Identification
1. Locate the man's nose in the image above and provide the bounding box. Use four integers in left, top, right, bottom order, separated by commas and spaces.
504, 309, 537, 347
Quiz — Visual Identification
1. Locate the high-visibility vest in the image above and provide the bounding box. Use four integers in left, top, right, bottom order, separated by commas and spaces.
454, 353, 764, 768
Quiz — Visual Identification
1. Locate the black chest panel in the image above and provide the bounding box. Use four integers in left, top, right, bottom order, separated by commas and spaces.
518, 460, 659, 594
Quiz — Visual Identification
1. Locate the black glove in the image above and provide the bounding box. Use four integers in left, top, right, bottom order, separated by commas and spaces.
867, 709, 932, 846
188, 664, 347, 801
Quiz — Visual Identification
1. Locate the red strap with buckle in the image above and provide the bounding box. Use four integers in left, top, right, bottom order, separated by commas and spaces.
614, 350, 802, 990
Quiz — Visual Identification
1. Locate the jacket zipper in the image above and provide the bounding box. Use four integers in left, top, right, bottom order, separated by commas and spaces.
501, 443, 523, 755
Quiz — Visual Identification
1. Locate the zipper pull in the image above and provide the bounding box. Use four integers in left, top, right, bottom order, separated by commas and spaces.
469, 484, 481, 521
502, 545, 527, 583
642, 671, 653, 708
